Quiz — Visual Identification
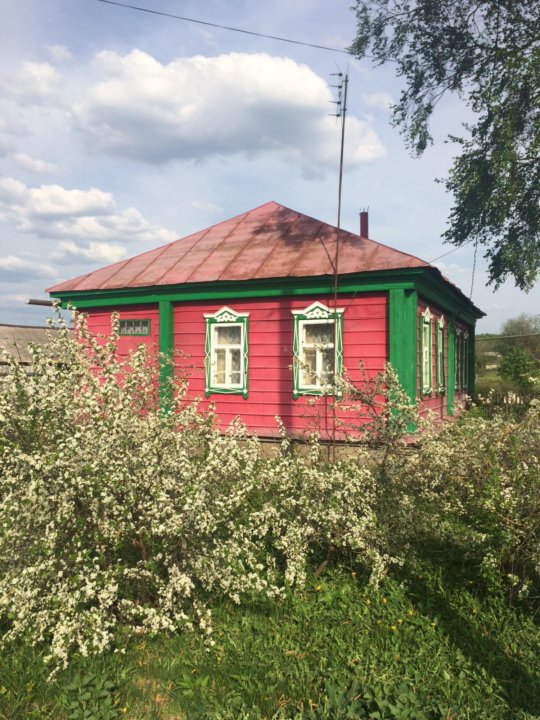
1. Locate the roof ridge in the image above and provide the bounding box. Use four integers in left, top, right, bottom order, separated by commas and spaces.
0, 323, 54, 329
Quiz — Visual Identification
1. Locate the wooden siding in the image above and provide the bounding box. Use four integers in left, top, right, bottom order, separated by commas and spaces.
173, 293, 388, 438
83, 305, 160, 357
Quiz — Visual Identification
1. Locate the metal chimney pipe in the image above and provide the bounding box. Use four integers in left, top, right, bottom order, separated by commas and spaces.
28, 298, 54, 306
360, 210, 369, 238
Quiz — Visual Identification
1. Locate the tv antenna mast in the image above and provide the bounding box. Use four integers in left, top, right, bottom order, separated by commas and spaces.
329, 71, 348, 459
329, 72, 348, 296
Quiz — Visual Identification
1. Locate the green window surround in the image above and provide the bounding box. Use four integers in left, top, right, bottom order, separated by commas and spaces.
119, 318, 151, 336
447, 317, 455, 415
420, 307, 433, 397
462, 330, 469, 392
292, 301, 344, 400
204, 307, 249, 399
436, 315, 446, 395
455, 327, 471, 393
455, 328, 462, 391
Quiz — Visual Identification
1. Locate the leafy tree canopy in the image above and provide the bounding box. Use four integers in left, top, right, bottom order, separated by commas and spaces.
349, 1, 540, 290
499, 345, 535, 390
500, 313, 540, 359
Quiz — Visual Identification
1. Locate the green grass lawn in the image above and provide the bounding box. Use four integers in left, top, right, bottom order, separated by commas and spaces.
2, 553, 539, 720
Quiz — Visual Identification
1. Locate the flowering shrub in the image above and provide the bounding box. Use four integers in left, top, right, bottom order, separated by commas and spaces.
382, 400, 540, 599
1, 310, 537, 675
0, 312, 382, 672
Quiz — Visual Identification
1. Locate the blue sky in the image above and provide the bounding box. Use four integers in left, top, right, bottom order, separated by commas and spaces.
1, 0, 538, 332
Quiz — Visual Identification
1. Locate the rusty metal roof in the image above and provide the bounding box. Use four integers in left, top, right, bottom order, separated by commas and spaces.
47, 201, 432, 294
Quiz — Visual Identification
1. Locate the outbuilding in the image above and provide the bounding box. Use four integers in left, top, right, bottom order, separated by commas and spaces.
48, 201, 484, 438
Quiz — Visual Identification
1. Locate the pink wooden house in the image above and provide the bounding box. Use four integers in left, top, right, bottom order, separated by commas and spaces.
48, 202, 484, 437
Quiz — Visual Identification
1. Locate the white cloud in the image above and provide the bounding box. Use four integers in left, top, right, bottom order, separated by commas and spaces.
364, 92, 394, 112
0, 177, 176, 244
189, 199, 222, 213
0, 293, 32, 304
0, 255, 57, 279
72, 50, 386, 171
4, 62, 62, 105
0, 116, 26, 158
0, 293, 30, 307
48, 45, 72, 62
13, 153, 61, 174
53, 240, 127, 264
433, 260, 469, 276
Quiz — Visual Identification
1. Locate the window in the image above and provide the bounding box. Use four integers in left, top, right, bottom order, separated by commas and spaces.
462, 330, 469, 391
119, 318, 150, 336
436, 316, 445, 394
420, 307, 433, 396
204, 307, 249, 398
455, 328, 462, 390
292, 301, 343, 399
455, 327, 469, 393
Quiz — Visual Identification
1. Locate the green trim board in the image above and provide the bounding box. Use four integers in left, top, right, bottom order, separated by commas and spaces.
468, 325, 476, 396
436, 316, 445, 395
51, 273, 415, 307
158, 300, 174, 408
462, 331, 470, 393
447, 317, 455, 415
420, 307, 433, 398
292, 301, 344, 400
388, 288, 417, 404
455, 328, 462, 391
414, 276, 482, 325
50, 267, 484, 321
204, 307, 249, 399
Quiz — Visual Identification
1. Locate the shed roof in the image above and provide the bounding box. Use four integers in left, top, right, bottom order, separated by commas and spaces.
0, 324, 58, 364
47, 201, 431, 294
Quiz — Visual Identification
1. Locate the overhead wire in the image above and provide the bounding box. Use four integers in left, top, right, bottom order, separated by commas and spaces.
469, 239, 478, 298
476, 333, 540, 340
92, 0, 396, 60
93, 0, 489, 286
428, 238, 475, 264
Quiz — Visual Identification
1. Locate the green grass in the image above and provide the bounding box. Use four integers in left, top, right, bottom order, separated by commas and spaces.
1, 552, 540, 720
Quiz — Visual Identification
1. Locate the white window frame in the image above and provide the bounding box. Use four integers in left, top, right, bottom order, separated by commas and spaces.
298, 318, 336, 391
436, 315, 445, 395
455, 327, 462, 391
420, 307, 433, 397
462, 330, 469, 391
204, 307, 249, 398
292, 301, 344, 399
211, 322, 244, 389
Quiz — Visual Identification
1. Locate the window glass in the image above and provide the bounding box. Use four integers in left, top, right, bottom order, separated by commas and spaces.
216, 325, 241, 345
119, 319, 150, 336
211, 323, 243, 387
303, 324, 333, 346
421, 309, 432, 395
436, 319, 445, 393
300, 321, 335, 388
